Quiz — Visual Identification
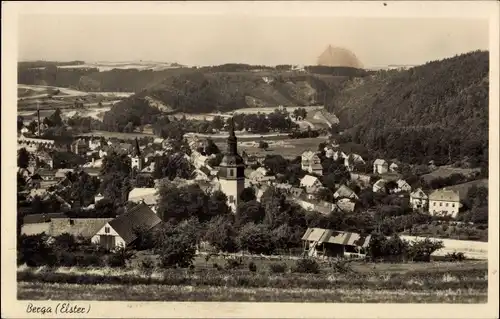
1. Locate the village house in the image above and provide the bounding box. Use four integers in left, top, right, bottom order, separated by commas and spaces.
127, 188, 159, 213
71, 138, 88, 155
373, 159, 389, 174
91, 202, 162, 250
295, 195, 335, 215
302, 227, 371, 259
344, 154, 365, 172
332, 150, 348, 162
334, 198, 356, 213
249, 167, 276, 185
192, 166, 212, 182
21, 213, 69, 236
389, 162, 399, 173
18, 136, 55, 152
299, 175, 323, 194
301, 151, 323, 176
410, 188, 428, 211
428, 188, 461, 218
373, 179, 388, 193
88, 138, 103, 151
333, 185, 358, 200
393, 179, 412, 193
350, 173, 371, 189
94, 193, 104, 203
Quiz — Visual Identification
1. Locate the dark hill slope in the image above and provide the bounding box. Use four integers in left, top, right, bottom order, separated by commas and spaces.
102, 70, 358, 131
328, 50, 489, 167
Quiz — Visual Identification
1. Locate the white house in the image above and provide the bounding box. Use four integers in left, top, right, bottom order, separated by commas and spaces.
249, 167, 275, 184
394, 179, 412, 193
300, 175, 323, 194
301, 151, 323, 176
389, 162, 399, 173
410, 188, 428, 211
91, 203, 162, 250
373, 159, 389, 174
344, 154, 365, 172
372, 179, 388, 193
428, 188, 461, 218
333, 185, 358, 200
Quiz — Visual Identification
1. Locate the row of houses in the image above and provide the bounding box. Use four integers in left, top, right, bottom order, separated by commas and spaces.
21, 202, 161, 251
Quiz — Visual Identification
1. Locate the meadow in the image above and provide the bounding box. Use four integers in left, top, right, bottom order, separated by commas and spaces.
17, 259, 488, 302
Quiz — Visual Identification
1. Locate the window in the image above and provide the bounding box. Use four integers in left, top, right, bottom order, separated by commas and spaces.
439, 202, 442, 207
229, 195, 234, 203
445, 203, 449, 207
229, 169, 234, 177
452, 203, 455, 207
69, 219, 74, 225
105, 226, 110, 234
433, 202, 436, 206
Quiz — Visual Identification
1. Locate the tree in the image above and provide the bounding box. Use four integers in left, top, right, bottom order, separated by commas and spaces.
259, 140, 269, 151
17, 148, 30, 169
237, 222, 276, 255
154, 222, 197, 268
317, 188, 334, 202
237, 200, 266, 225
48, 108, 64, 127
204, 215, 239, 253
407, 238, 444, 262
240, 187, 256, 202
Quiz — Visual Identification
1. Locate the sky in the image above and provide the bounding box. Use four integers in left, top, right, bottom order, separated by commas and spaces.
18, 15, 489, 67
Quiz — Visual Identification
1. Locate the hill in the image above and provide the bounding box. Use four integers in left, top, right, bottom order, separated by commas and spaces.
100, 67, 369, 131
328, 50, 489, 168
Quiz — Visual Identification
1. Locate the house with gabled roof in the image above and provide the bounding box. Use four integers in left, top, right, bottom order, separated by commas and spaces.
333, 185, 358, 200
394, 179, 412, 193
344, 154, 365, 172
428, 188, 461, 218
301, 151, 323, 176
249, 167, 276, 185
302, 227, 371, 259
91, 202, 162, 250
389, 162, 399, 173
299, 175, 323, 194
410, 188, 428, 211
373, 159, 389, 174
334, 198, 356, 213
373, 179, 388, 193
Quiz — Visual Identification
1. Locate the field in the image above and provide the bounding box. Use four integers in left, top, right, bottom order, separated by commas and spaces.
421, 165, 482, 182
17, 260, 488, 302
445, 179, 489, 200
214, 137, 329, 159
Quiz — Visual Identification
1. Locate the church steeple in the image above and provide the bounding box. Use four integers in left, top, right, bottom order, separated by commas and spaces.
227, 117, 238, 155
134, 137, 141, 157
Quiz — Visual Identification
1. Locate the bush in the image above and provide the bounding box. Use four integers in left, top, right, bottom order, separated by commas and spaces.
213, 263, 221, 270
269, 262, 288, 274
293, 258, 320, 274
141, 257, 156, 270
248, 261, 257, 272
445, 252, 466, 262
225, 258, 243, 270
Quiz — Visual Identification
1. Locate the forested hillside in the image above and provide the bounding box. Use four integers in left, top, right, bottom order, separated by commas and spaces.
101, 69, 359, 130
328, 50, 489, 168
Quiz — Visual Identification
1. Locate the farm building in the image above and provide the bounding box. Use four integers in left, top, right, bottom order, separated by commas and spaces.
302, 228, 371, 259
91, 202, 162, 250
301, 151, 323, 176
128, 188, 159, 213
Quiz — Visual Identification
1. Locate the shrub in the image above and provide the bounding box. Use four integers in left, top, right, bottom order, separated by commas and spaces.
293, 258, 320, 274
445, 252, 466, 262
269, 262, 287, 274
213, 263, 221, 270
248, 261, 257, 272
107, 247, 134, 268
141, 257, 156, 270
225, 258, 243, 270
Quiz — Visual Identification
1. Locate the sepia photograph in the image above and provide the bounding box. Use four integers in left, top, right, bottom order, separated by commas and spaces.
1, 1, 499, 318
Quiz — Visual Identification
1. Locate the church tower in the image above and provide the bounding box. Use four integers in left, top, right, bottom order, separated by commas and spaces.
218, 118, 246, 213
131, 138, 144, 171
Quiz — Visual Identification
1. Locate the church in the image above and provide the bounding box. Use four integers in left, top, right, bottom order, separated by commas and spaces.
218, 118, 246, 213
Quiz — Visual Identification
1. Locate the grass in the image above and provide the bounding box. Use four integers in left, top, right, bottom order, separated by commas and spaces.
18, 282, 487, 303
421, 165, 482, 182
215, 137, 328, 159
16, 259, 488, 302
445, 179, 488, 200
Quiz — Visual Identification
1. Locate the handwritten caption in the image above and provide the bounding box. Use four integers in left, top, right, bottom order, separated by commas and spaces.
26, 303, 91, 315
